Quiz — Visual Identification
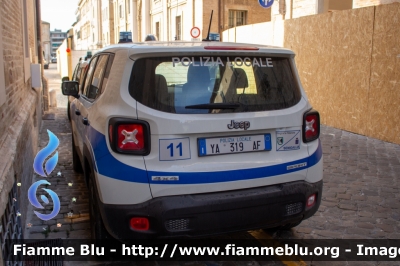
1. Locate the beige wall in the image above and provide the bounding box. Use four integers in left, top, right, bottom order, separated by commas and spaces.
328, 0, 353, 10
101, 0, 115, 46
223, 2, 400, 145
353, 0, 400, 8
365, 3, 400, 143
41, 22, 51, 63
292, 0, 317, 18
285, 7, 375, 137
284, 3, 400, 145
150, 0, 195, 42
57, 40, 70, 78
223, 19, 284, 46
148, 0, 271, 42
75, 0, 103, 50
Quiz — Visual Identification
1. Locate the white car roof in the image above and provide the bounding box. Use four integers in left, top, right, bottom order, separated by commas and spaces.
95, 41, 295, 57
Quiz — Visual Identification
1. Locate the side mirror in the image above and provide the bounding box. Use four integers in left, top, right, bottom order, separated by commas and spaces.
62, 76, 70, 82
62, 81, 79, 98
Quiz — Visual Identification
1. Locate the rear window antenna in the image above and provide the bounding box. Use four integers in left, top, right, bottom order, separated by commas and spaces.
202, 10, 213, 42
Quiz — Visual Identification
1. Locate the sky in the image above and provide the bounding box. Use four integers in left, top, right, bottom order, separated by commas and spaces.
41, 0, 78, 32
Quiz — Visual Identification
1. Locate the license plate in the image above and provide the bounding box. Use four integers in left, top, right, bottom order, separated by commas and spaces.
198, 134, 271, 156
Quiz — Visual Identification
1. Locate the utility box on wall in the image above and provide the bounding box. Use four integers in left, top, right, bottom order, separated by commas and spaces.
30, 64, 41, 88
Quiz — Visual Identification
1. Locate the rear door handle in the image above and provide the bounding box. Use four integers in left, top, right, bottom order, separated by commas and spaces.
75, 109, 81, 116
82, 117, 89, 126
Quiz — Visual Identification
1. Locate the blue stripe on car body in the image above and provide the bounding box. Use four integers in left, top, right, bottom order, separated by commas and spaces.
88, 126, 322, 184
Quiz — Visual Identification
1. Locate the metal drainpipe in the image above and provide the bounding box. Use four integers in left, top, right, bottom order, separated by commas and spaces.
220, 0, 225, 33
218, 0, 221, 37
167, 0, 169, 41
193, 0, 195, 29
36, 0, 43, 65
125, 0, 128, 31
290, 0, 293, 19
138, 0, 142, 41
99, 0, 102, 47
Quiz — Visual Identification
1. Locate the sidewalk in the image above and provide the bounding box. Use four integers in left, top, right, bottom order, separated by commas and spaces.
25, 64, 91, 240
44, 63, 69, 109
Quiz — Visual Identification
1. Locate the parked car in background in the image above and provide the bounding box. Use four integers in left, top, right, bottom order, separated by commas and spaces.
119, 31, 132, 43
208, 32, 220, 41
61, 41, 322, 240
65, 59, 89, 121
144, 34, 158, 41
43, 59, 49, 69
51, 57, 57, 63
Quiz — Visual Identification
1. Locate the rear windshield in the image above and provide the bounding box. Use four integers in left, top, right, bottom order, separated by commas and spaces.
129, 56, 301, 114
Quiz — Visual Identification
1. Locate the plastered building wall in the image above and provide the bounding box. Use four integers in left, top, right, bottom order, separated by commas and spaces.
41, 22, 51, 63
223, 2, 400, 145
101, 0, 115, 46
291, 0, 318, 18
148, 0, 271, 42
223, 19, 284, 46
0, 0, 42, 232
353, 0, 400, 7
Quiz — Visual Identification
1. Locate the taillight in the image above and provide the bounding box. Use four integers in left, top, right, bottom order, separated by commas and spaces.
306, 194, 316, 208
108, 118, 150, 155
130, 217, 150, 231
302, 109, 320, 143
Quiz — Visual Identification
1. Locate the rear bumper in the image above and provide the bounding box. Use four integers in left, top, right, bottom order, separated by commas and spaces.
99, 180, 322, 239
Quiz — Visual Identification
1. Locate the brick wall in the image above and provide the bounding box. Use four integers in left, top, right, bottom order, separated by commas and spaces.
0, 0, 41, 233
202, 0, 219, 38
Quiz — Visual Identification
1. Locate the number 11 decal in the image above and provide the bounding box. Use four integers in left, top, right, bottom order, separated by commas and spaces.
160, 138, 191, 161
167, 142, 183, 157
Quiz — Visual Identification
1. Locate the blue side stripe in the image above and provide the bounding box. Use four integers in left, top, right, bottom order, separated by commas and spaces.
87, 126, 322, 184
87, 126, 149, 183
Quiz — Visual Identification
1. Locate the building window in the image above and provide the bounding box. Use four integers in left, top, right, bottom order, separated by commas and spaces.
175, 16, 181, 40
127, 0, 130, 14
228, 10, 247, 28
119, 4, 123, 18
155, 22, 160, 40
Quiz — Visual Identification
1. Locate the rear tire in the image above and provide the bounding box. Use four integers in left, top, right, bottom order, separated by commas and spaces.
72, 135, 83, 173
88, 172, 111, 240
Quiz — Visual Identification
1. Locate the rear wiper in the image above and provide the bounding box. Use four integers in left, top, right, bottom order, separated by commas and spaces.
185, 103, 241, 109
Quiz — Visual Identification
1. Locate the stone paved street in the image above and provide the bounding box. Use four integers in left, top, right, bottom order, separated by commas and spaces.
274, 127, 400, 240
23, 63, 400, 265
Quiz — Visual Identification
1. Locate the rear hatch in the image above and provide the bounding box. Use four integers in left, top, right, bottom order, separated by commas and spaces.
129, 47, 311, 198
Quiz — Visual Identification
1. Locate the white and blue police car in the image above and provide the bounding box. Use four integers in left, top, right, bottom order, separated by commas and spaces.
62, 41, 323, 239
